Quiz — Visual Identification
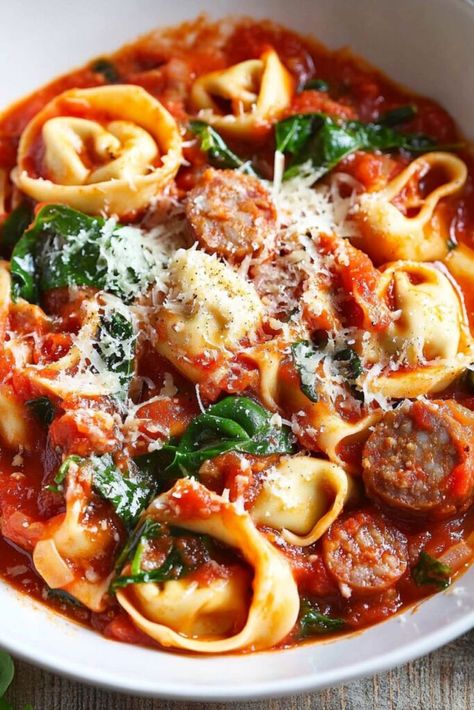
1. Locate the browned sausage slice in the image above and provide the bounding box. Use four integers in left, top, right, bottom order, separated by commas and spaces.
184, 168, 277, 260
323, 511, 408, 595
362, 400, 474, 520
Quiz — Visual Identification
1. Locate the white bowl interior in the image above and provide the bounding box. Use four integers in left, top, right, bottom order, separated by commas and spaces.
0, 0, 473, 700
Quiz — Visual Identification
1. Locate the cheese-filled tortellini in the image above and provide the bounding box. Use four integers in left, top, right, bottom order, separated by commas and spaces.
353, 152, 467, 264
24, 295, 134, 400
0, 385, 33, 451
0, 265, 35, 450
116, 479, 300, 653
361, 261, 474, 399
445, 243, 474, 328
244, 341, 382, 472
14, 85, 182, 216
191, 49, 294, 138
152, 248, 264, 383
251, 456, 352, 546
33, 459, 121, 612
127, 571, 251, 640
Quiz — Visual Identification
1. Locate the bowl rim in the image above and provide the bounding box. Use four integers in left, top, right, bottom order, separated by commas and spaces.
1, 581, 473, 701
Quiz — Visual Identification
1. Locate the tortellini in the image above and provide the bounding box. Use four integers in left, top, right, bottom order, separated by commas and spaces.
244, 341, 381, 472
0, 385, 32, 451
152, 248, 264, 383
0, 265, 34, 450
33, 459, 119, 612
128, 571, 251, 640
191, 49, 294, 138
445, 243, 474, 328
23, 296, 130, 399
361, 261, 474, 399
116, 479, 300, 653
13, 85, 182, 216
251, 456, 352, 546
353, 152, 467, 264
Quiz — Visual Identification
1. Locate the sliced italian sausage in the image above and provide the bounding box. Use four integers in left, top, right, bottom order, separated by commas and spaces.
184, 168, 277, 260
323, 511, 408, 595
362, 400, 474, 520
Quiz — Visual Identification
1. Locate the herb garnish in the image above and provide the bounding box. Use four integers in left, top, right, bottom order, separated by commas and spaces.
136, 396, 294, 479
25, 397, 56, 427
52, 454, 155, 529
298, 600, 345, 637
90, 58, 120, 83
189, 120, 257, 175
275, 111, 451, 181
412, 552, 452, 590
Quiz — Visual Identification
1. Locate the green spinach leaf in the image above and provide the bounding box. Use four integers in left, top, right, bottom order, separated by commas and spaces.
275, 114, 316, 156
150, 396, 294, 477
90, 58, 120, 83
189, 120, 257, 175
379, 104, 417, 127
114, 518, 162, 573
298, 600, 345, 637
333, 347, 363, 381
94, 307, 136, 401
275, 112, 443, 181
56, 454, 155, 528
25, 396, 56, 426
46, 588, 84, 607
136, 396, 294, 480
0, 203, 33, 257
291, 341, 363, 402
291, 341, 319, 402
0, 652, 14, 698
11, 204, 159, 304
90, 454, 155, 528
111, 520, 214, 591
112, 519, 187, 591
412, 551, 452, 590
111, 547, 185, 591
303, 78, 330, 92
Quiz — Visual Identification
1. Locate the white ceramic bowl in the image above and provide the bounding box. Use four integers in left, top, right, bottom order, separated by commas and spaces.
1, 0, 473, 700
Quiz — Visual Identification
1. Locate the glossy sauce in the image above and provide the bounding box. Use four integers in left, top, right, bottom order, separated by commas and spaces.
0, 16, 473, 650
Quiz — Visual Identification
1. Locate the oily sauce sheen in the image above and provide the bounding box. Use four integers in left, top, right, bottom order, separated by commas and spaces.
0, 16, 473, 653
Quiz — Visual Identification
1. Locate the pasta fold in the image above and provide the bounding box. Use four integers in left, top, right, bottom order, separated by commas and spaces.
116, 479, 300, 652
361, 260, 474, 398
14, 85, 182, 216
244, 342, 381, 472
251, 455, 351, 546
191, 49, 294, 138
33, 459, 119, 612
353, 152, 467, 263
152, 248, 264, 383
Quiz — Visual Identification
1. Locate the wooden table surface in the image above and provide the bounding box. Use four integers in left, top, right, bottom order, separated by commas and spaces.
5, 629, 473, 710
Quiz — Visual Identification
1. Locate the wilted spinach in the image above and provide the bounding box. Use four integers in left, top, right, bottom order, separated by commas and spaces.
275, 111, 445, 181
412, 552, 452, 590
189, 120, 257, 175
136, 395, 294, 479
11, 204, 158, 304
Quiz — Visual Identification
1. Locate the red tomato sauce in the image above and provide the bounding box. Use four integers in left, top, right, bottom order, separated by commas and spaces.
0, 16, 473, 652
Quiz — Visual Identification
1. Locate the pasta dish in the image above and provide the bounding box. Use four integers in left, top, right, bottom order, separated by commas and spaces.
0, 16, 472, 654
